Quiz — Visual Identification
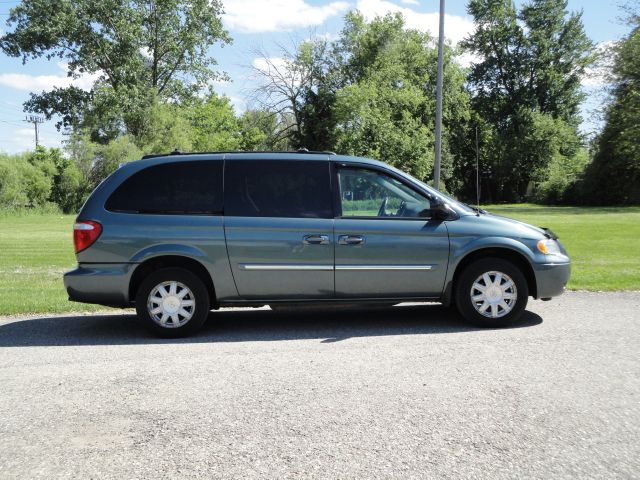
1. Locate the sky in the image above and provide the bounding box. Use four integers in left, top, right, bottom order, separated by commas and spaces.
0, 0, 632, 154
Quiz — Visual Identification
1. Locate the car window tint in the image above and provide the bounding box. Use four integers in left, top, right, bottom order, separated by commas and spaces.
105, 160, 223, 214
225, 160, 332, 218
338, 167, 431, 218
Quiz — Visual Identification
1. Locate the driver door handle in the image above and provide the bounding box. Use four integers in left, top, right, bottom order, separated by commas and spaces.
338, 235, 365, 245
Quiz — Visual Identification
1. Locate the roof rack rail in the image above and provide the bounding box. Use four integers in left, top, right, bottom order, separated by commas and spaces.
141, 151, 182, 160
296, 148, 337, 155
141, 149, 337, 160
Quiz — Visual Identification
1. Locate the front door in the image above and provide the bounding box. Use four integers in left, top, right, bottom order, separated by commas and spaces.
334, 164, 450, 298
223, 157, 334, 300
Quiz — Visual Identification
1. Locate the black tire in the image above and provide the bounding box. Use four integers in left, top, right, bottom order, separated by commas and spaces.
135, 267, 210, 338
455, 257, 529, 328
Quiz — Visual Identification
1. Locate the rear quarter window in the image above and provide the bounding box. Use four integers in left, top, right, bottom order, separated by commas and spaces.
105, 160, 223, 214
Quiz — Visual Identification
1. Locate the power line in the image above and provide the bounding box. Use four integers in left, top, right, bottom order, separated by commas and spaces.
0, 105, 21, 115
0, 117, 24, 126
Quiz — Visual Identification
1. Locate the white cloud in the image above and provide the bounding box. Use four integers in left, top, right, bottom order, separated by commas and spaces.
224, 0, 350, 33
252, 57, 289, 75
139, 47, 152, 60
228, 95, 247, 114
251, 56, 306, 89
455, 51, 482, 69
0, 62, 99, 92
582, 40, 616, 88
399, 0, 419, 5
309, 31, 337, 42
356, 0, 474, 44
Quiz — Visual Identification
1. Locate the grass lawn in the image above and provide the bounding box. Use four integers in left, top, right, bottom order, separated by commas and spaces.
0, 205, 638, 315
0, 212, 106, 315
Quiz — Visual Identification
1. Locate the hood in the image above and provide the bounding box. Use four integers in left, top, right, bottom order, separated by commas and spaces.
474, 211, 549, 240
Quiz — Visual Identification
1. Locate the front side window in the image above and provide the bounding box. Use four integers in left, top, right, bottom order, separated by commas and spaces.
338, 167, 431, 218
224, 160, 332, 218
105, 160, 223, 214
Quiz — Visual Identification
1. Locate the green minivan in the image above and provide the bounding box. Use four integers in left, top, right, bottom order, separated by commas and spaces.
64, 151, 570, 337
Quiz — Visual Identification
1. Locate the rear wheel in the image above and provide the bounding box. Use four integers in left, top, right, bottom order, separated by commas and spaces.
135, 267, 209, 338
455, 257, 528, 328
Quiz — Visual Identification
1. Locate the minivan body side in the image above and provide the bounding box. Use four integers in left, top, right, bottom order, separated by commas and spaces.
64, 152, 570, 315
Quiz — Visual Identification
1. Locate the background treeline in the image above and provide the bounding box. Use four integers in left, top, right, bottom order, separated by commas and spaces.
0, 0, 638, 213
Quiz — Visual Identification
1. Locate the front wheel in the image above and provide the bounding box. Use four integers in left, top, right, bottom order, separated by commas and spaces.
135, 267, 210, 338
455, 258, 528, 328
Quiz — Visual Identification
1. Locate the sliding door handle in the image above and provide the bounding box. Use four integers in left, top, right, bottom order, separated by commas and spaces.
303, 234, 330, 245
338, 235, 365, 245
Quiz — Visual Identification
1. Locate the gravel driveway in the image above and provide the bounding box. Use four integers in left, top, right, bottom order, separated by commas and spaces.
0, 291, 638, 479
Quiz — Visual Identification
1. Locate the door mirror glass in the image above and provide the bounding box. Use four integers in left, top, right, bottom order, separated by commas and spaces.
338, 167, 431, 218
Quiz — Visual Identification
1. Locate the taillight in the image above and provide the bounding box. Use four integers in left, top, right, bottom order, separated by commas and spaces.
73, 220, 102, 253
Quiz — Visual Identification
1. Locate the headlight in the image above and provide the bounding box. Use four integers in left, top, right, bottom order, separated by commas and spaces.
537, 238, 562, 255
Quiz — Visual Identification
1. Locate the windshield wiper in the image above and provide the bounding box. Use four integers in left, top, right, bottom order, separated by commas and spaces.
464, 203, 487, 215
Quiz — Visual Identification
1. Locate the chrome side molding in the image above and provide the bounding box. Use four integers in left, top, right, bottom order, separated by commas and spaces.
239, 264, 434, 271
335, 265, 433, 271
239, 264, 334, 271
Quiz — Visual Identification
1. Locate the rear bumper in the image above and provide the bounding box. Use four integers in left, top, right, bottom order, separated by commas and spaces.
533, 261, 571, 299
63, 263, 134, 308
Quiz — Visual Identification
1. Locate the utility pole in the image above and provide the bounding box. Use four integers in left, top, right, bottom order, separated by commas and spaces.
433, 0, 445, 190
24, 115, 44, 148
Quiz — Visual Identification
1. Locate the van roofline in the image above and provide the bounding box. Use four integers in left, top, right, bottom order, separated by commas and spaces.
142, 149, 337, 160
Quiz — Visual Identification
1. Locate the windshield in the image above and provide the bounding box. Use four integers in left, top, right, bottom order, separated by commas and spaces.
393, 168, 475, 214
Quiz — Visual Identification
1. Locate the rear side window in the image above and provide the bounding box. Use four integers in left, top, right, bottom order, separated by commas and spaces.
106, 161, 223, 214
225, 160, 332, 218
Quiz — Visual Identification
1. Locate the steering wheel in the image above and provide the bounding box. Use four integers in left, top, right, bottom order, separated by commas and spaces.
396, 200, 407, 217
377, 197, 388, 217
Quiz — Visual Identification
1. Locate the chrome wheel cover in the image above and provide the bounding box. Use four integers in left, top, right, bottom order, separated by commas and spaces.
470, 271, 518, 318
147, 281, 195, 328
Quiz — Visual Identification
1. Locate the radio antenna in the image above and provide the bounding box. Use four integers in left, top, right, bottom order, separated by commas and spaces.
475, 124, 480, 215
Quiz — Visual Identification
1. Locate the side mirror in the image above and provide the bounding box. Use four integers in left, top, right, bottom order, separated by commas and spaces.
428, 200, 456, 221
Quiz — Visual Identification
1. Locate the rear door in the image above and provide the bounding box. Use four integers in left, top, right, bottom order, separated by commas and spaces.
223, 157, 335, 300
333, 163, 450, 299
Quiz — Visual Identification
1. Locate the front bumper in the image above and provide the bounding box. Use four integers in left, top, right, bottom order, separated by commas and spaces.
533, 261, 571, 299
63, 263, 134, 308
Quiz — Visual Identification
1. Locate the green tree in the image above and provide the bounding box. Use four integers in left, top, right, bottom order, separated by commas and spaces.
65, 131, 97, 186
187, 92, 241, 151
331, 13, 470, 183
0, 155, 30, 208
461, 0, 594, 201
0, 154, 51, 208
27, 145, 57, 179
237, 110, 292, 151
252, 12, 471, 184
90, 135, 143, 185
136, 101, 194, 154
135, 92, 243, 153
50, 152, 84, 213
1, 0, 230, 141
583, 13, 640, 204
